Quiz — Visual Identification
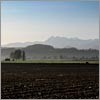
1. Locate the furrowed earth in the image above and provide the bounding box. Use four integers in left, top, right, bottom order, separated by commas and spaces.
1, 63, 99, 99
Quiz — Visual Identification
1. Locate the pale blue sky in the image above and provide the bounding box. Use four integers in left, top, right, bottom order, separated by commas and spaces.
1, 1, 99, 45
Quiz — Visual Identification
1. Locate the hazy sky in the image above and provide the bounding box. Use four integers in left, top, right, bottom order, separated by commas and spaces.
1, 1, 99, 45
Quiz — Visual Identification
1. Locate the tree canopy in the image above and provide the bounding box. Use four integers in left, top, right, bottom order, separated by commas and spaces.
10, 49, 26, 60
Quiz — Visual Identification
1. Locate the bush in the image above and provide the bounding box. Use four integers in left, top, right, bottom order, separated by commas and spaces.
86, 62, 89, 64
5, 58, 10, 61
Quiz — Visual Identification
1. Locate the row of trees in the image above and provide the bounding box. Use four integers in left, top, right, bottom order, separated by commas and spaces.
42, 55, 99, 60
10, 49, 26, 61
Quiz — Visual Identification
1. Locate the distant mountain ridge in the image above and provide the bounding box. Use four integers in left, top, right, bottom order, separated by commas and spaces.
2, 36, 99, 50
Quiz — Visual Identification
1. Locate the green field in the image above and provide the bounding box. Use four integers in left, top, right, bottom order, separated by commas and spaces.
1, 60, 99, 64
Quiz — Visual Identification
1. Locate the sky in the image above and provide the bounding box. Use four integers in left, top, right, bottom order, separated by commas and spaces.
1, 1, 99, 45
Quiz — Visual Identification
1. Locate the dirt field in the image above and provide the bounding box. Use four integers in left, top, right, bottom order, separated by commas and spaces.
1, 63, 99, 99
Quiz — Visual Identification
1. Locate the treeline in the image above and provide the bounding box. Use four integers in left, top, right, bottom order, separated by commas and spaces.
5, 49, 26, 61
1, 44, 99, 61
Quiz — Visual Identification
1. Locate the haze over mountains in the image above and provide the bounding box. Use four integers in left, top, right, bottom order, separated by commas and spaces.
2, 36, 99, 50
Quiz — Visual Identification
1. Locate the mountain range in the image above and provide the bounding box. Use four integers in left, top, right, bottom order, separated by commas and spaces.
2, 36, 99, 49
